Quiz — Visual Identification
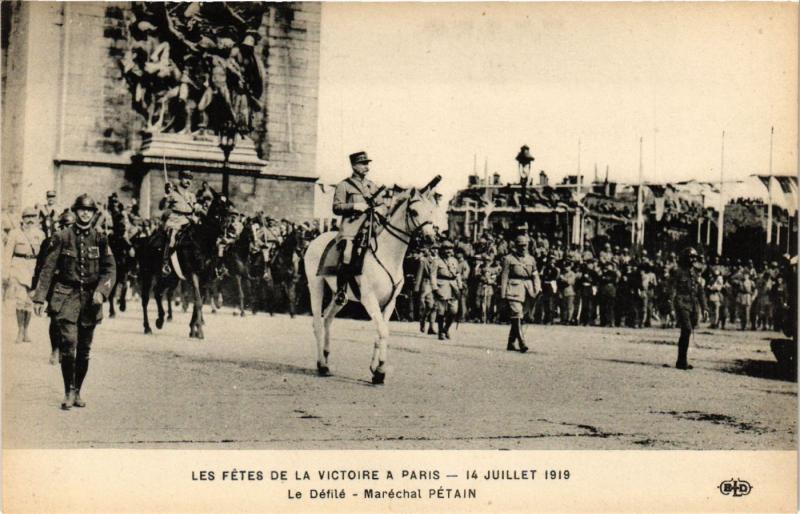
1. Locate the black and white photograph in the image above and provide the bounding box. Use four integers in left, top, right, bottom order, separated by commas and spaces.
1, 1, 797, 512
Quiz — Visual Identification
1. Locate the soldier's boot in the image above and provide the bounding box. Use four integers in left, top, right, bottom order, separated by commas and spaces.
60, 356, 75, 410
162, 234, 174, 276
437, 318, 446, 340
675, 330, 692, 370
516, 321, 529, 353
14, 310, 24, 343
73, 359, 89, 408
49, 320, 60, 365
419, 314, 426, 333
427, 312, 437, 334
21, 311, 32, 342
443, 315, 453, 340
49, 348, 60, 366
334, 242, 352, 306
507, 322, 518, 351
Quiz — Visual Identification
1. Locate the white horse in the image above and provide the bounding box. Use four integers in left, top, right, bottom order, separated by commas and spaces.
303, 176, 441, 384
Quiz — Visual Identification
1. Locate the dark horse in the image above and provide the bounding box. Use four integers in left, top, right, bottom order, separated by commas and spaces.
136, 193, 230, 338
107, 223, 136, 319
268, 225, 309, 318
214, 217, 274, 317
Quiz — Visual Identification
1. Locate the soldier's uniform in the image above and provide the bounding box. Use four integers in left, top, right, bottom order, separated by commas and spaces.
33, 210, 76, 364
33, 194, 116, 409
670, 247, 705, 369
3, 207, 46, 343
331, 151, 382, 304
477, 255, 500, 323
500, 234, 540, 352
414, 246, 437, 334
431, 241, 461, 340
39, 191, 58, 238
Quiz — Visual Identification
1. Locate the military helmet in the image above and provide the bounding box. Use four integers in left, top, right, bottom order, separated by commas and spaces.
58, 210, 76, 227
179, 170, 193, 180
679, 246, 699, 265
439, 239, 454, 250
71, 194, 97, 212
21, 207, 38, 218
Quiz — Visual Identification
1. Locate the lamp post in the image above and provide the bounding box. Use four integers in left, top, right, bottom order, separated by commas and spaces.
515, 145, 535, 231
218, 121, 237, 198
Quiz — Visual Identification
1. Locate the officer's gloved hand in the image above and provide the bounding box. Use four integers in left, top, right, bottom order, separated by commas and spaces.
33, 302, 45, 317
92, 291, 104, 305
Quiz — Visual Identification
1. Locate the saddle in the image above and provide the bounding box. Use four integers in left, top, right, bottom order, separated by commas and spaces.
316, 224, 376, 277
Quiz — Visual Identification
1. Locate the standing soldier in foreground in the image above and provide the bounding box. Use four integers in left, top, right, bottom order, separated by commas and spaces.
414, 244, 438, 334
33, 194, 116, 410
500, 233, 540, 352
431, 240, 461, 340
3, 207, 47, 343
670, 247, 705, 370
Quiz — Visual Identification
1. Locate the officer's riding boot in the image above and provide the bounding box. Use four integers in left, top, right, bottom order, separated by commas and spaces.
162, 232, 174, 276
419, 313, 426, 333
437, 317, 446, 340
335, 242, 351, 306
427, 312, 437, 335
60, 355, 75, 410
73, 358, 89, 408
516, 320, 529, 353
676, 329, 692, 370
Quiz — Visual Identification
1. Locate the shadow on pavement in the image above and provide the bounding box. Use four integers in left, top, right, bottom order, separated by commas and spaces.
719, 358, 797, 383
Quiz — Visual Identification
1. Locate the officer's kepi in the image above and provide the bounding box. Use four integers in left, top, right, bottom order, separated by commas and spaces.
349, 151, 371, 166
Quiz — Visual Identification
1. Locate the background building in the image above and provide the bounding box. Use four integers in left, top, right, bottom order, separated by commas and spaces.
1, 1, 321, 220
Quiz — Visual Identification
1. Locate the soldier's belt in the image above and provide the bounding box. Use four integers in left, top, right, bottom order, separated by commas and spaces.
57, 280, 98, 290
12, 253, 36, 259
437, 275, 455, 280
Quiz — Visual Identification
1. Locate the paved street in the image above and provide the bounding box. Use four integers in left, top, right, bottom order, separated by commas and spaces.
3, 303, 796, 450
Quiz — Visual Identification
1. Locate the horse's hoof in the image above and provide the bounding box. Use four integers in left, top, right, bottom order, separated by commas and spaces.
119, 301, 126, 312
196, 332, 204, 340
109, 312, 116, 319
317, 364, 332, 377
167, 315, 173, 322
144, 326, 152, 335
371, 371, 386, 385
155, 318, 164, 330
239, 311, 246, 317
189, 332, 196, 339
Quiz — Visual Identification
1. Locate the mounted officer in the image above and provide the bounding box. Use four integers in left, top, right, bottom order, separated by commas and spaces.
670, 247, 706, 370
500, 233, 540, 352
32, 194, 116, 410
331, 151, 383, 305
162, 170, 199, 275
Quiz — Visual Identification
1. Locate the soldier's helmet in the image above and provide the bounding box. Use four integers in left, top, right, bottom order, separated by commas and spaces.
439, 240, 454, 252
71, 194, 97, 212
514, 234, 529, 247
58, 210, 76, 227
679, 246, 699, 266
21, 207, 38, 218
179, 170, 193, 181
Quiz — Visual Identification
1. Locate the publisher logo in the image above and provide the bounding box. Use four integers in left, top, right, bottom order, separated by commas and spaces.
719, 479, 753, 497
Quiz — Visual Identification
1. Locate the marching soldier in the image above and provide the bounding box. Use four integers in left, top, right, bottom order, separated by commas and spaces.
32, 210, 76, 364
431, 240, 461, 340
476, 254, 501, 323
3, 207, 47, 343
500, 233, 540, 352
33, 194, 116, 410
162, 170, 199, 275
331, 151, 383, 305
669, 247, 705, 370
414, 244, 437, 334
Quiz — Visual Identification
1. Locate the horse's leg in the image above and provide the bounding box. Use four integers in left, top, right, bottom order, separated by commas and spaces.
141, 271, 152, 334
189, 273, 204, 339
108, 281, 117, 318
166, 285, 174, 321
361, 289, 391, 385
119, 272, 127, 312
235, 274, 245, 316
154, 280, 166, 330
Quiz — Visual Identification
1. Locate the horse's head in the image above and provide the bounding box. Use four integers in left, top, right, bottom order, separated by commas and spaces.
389, 175, 441, 243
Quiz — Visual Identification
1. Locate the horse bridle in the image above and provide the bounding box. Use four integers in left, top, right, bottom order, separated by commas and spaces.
377, 197, 431, 245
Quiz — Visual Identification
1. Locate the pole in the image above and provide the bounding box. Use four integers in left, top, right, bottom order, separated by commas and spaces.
717, 131, 725, 255
766, 126, 774, 244
637, 136, 644, 246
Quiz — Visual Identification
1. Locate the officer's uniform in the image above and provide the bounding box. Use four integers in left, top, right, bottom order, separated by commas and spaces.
670, 248, 705, 369
500, 235, 540, 352
431, 242, 461, 340
33, 195, 116, 408
165, 185, 197, 239
331, 151, 382, 303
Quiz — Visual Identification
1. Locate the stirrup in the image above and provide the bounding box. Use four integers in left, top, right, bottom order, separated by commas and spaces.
334, 287, 347, 305
161, 262, 172, 276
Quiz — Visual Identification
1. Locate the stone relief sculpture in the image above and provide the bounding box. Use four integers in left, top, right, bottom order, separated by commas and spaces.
119, 2, 266, 136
